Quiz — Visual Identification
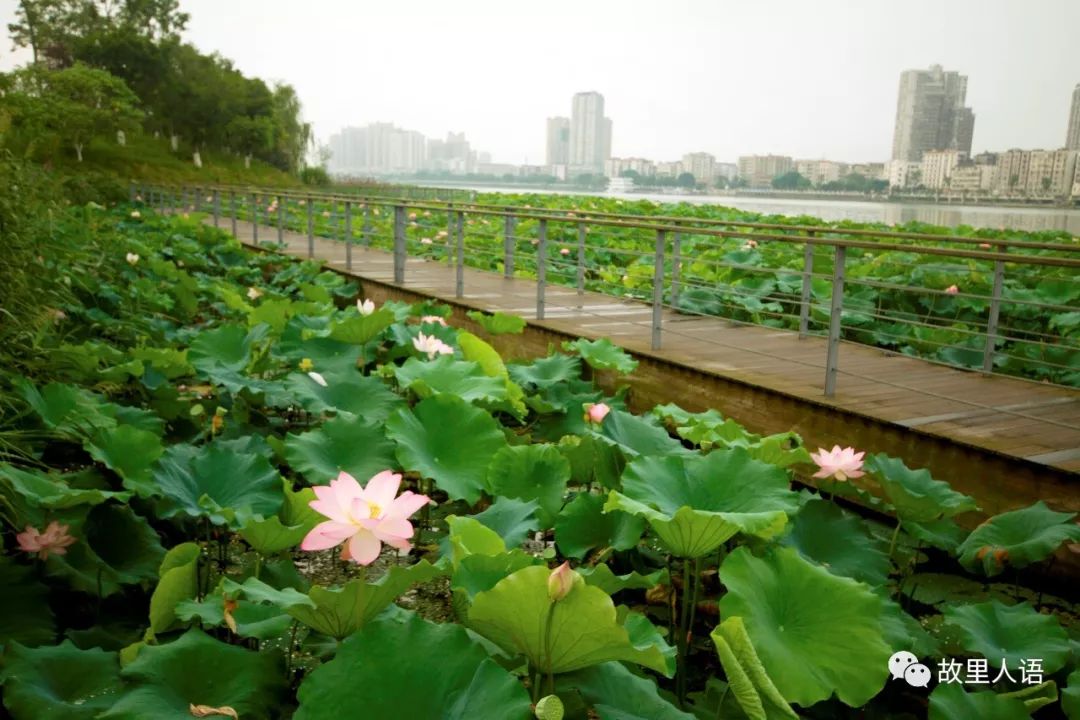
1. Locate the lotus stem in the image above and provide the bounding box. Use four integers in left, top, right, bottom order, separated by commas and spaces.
887, 521, 902, 562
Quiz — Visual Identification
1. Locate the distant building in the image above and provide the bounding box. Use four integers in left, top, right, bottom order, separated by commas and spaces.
795, 159, 848, 186
920, 149, 965, 189
737, 155, 794, 187
714, 162, 739, 182
947, 164, 997, 193
327, 122, 427, 174
605, 157, 656, 177
681, 152, 717, 184
992, 148, 1078, 196
849, 162, 887, 180
427, 132, 476, 174
476, 163, 519, 176
569, 92, 611, 173
891, 65, 975, 162
546, 117, 570, 166
886, 159, 921, 189
655, 160, 683, 177
1067, 84, 1080, 151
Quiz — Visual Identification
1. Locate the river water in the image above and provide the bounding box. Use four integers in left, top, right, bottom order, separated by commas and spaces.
420, 183, 1080, 235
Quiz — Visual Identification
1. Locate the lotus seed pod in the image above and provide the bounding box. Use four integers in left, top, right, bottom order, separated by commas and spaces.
534, 694, 564, 720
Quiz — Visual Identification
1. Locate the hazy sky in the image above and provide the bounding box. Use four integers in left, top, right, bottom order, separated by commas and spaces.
2, 0, 1078, 163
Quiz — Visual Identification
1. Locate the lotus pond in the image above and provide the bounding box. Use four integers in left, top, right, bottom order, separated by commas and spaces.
1, 205, 1079, 719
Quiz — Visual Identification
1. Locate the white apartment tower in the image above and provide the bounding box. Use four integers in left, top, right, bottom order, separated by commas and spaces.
570, 91, 610, 172
1066, 84, 1080, 151
891, 65, 975, 162
546, 117, 570, 166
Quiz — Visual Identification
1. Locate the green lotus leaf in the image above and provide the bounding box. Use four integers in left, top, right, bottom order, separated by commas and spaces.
594, 409, 690, 458
45, 504, 165, 597
1, 641, 122, 720
284, 414, 397, 486
943, 600, 1071, 674
394, 356, 508, 405
447, 515, 508, 566
129, 347, 192, 380
467, 497, 541, 551
220, 576, 315, 610
577, 565, 667, 596
153, 442, 282, 527
928, 683, 1029, 720
0, 463, 130, 508
287, 560, 444, 639
453, 551, 544, 600
558, 434, 626, 490
239, 481, 321, 555
999, 680, 1059, 714
556, 492, 646, 559
468, 565, 672, 676
294, 611, 532, 720
98, 629, 286, 720
605, 449, 798, 558
509, 353, 582, 390
187, 323, 255, 375
718, 546, 891, 708
905, 517, 969, 552
456, 330, 526, 417
0, 556, 55, 646
563, 337, 639, 373
16, 380, 115, 438
84, 425, 163, 497
284, 371, 405, 422
557, 662, 694, 720
176, 597, 293, 641
466, 310, 527, 335
486, 443, 571, 525
386, 394, 508, 504
878, 597, 941, 658
148, 542, 200, 635
866, 454, 978, 524
957, 501, 1080, 576
327, 307, 395, 344
781, 499, 890, 586
1064, 670, 1080, 719
710, 616, 798, 720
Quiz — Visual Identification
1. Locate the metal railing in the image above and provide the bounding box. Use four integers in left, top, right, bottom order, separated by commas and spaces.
137, 183, 1080, 397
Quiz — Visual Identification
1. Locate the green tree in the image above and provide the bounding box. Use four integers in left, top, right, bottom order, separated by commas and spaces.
771, 171, 811, 190
676, 172, 696, 188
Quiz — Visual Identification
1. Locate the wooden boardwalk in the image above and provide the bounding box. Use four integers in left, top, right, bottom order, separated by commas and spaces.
218, 217, 1080, 504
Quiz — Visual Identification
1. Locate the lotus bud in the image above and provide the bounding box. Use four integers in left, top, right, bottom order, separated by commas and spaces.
547, 561, 574, 603
358, 298, 376, 316
583, 402, 610, 424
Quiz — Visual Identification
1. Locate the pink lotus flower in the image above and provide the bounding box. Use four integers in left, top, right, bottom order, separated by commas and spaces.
547, 561, 575, 602
301, 471, 431, 565
419, 315, 448, 326
17, 521, 76, 559
742, 239, 758, 250
945, 285, 959, 295
412, 332, 454, 360
420, 237, 433, 245
810, 445, 865, 482
583, 402, 611, 424
560, 248, 571, 256
978, 243, 992, 249
408, 212, 417, 220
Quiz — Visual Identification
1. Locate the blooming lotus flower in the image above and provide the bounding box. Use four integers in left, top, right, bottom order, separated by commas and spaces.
246, 287, 262, 301
412, 332, 454, 360
583, 402, 611, 424
308, 371, 328, 387
742, 239, 758, 250
17, 521, 76, 559
125, 252, 140, 265
419, 315, 448, 326
560, 247, 571, 256
408, 212, 417, 220
298, 358, 314, 372
420, 237, 433, 245
810, 445, 865, 482
322, 210, 330, 218
436, 230, 448, 239
547, 562, 574, 602
130, 210, 141, 219
301, 470, 431, 565
945, 285, 959, 295
358, 298, 376, 315
978, 243, 992, 249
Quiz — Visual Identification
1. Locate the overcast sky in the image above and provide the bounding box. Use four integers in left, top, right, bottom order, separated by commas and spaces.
2, 0, 1078, 163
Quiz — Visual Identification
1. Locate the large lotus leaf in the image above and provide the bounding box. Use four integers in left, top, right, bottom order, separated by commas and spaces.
447, 515, 508, 566
294, 611, 532, 719
98, 629, 286, 720
187, 323, 255, 375
718, 546, 891, 708
468, 565, 672, 676
84, 425, 163, 497
556, 492, 646, 559
153, 442, 282, 527
287, 560, 444, 639
866, 454, 978, 523
957, 501, 1080, 576
16, 380, 117, 438
284, 415, 397, 485
456, 331, 527, 417
466, 310, 527, 335
0, 463, 129, 508
558, 662, 693, 720
175, 596, 293, 640
928, 683, 1029, 720
0, 556, 55, 646
486, 443, 570, 525
386, 394, 507, 503
148, 542, 200, 635
563, 337, 639, 373
275, 334, 365, 377
394, 356, 508, 404
943, 600, 1071, 674
1, 641, 122, 720
606, 450, 798, 558
508, 353, 582, 390
879, 597, 941, 659
594, 409, 690, 458
453, 551, 544, 600
710, 617, 798, 720
782, 499, 890, 586
239, 481, 321, 555
577, 565, 667, 596
327, 307, 395, 344
467, 497, 541, 551
46, 504, 165, 597
1064, 670, 1080, 719
284, 371, 405, 422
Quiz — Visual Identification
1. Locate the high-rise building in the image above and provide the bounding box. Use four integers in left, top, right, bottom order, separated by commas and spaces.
919, 149, 965, 189
737, 155, 794, 187
546, 117, 570, 166
891, 65, 975, 162
569, 91, 610, 172
1066, 84, 1080, 151
795, 159, 848, 186
605, 157, 656, 177
427, 132, 475, 174
682, 152, 717, 184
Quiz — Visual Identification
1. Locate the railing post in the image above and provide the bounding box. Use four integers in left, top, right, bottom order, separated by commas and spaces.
393, 205, 406, 284
344, 200, 353, 271
652, 229, 666, 350
212, 189, 220, 227
230, 191, 237, 237
503, 215, 515, 277
799, 233, 815, 338
128, 182, 136, 203
276, 195, 284, 243
536, 219, 547, 320
824, 245, 846, 397
576, 222, 586, 298
446, 206, 454, 266
983, 251, 1006, 373
455, 211, 465, 298
194, 187, 202, 213
306, 196, 314, 258
362, 204, 372, 247
251, 192, 258, 243
671, 230, 682, 308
